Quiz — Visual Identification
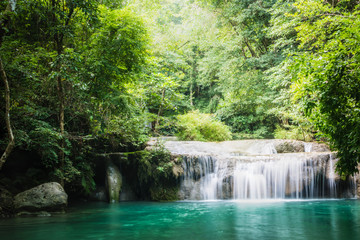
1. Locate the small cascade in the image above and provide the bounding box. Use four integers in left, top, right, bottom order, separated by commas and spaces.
327, 155, 337, 197
304, 142, 312, 152
179, 156, 219, 200
164, 140, 358, 200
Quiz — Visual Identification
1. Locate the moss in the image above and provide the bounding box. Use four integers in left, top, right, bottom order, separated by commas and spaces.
124, 144, 180, 200
150, 186, 179, 201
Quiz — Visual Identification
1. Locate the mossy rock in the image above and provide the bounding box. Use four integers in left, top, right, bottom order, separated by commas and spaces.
275, 141, 304, 153
150, 186, 179, 201
0, 185, 14, 218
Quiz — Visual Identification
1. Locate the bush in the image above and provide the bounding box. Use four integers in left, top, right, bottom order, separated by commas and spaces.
175, 111, 232, 141
274, 125, 313, 142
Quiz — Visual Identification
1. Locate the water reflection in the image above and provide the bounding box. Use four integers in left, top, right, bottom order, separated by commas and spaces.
0, 200, 360, 240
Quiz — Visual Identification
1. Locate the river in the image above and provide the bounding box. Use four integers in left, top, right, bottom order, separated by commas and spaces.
1, 200, 360, 240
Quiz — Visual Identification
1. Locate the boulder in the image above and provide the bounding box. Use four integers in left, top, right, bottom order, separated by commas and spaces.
14, 182, 67, 213
0, 186, 14, 218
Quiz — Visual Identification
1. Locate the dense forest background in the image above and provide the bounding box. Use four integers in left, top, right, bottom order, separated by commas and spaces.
1, 0, 360, 197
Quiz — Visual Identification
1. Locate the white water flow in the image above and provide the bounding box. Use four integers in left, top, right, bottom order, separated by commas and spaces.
327, 155, 337, 197
304, 142, 313, 152
233, 157, 323, 199
162, 140, 357, 200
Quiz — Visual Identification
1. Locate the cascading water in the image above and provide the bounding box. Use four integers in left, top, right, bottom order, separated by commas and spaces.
163, 140, 357, 200
304, 142, 313, 152
180, 156, 221, 200
233, 156, 328, 199
327, 155, 337, 197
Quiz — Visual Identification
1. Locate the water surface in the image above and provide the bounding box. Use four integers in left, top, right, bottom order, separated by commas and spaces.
1, 200, 360, 240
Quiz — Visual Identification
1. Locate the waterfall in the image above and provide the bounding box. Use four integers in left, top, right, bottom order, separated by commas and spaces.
180, 156, 222, 200
165, 140, 358, 200
327, 155, 337, 197
179, 155, 337, 200
233, 156, 329, 199
304, 142, 312, 152
105, 159, 123, 203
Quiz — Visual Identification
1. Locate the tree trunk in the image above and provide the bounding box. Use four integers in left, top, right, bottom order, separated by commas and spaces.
155, 88, 166, 133
0, 1, 16, 170
244, 39, 258, 58
189, 84, 193, 106
51, 0, 75, 187
241, 47, 248, 59
0, 57, 15, 170
57, 75, 65, 187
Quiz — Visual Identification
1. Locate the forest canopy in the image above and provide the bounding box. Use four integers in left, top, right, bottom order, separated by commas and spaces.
1, 0, 360, 194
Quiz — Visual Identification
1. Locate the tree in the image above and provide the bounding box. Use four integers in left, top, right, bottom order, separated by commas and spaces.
43, 0, 98, 186
0, 0, 16, 170
0, 0, 150, 192
290, 0, 360, 176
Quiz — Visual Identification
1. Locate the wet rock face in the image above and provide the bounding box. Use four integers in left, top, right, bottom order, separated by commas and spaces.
106, 160, 122, 203
221, 176, 233, 199
311, 143, 330, 152
0, 186, 14, 217
273, 140, 329, 153
357, 166, 360, 198
172, 163, 184, 178
14, 182, 67, 213
274, 141, 305, 153
90, 186, 108, 202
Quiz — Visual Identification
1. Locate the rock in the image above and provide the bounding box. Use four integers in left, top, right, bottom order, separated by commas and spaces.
357, 165, 360, 198
310, 143, 331, 152
14, 182, 67, 213
221, 176, 233, 199
89, 186, 108, 202
105, 160, 122, 203
275, 140, 304, 153
119, 182, 137, 201
0, 186, 14, 218
273, 140, 330, 153
16, 211, 52, 217
172, 163, 184, 178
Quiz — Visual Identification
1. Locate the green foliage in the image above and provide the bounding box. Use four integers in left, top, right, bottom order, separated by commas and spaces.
134, 142, 179, 200
274, 125, 313, 142
289, 0, 360, 176
3, 0, 360, 198
85, 5, 149, 93
176, 111, 232, 141
0, 0, 151, 195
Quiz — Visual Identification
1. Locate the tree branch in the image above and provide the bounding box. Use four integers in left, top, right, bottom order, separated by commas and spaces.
0, 1, 16, 171
0, 56, 15, 170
